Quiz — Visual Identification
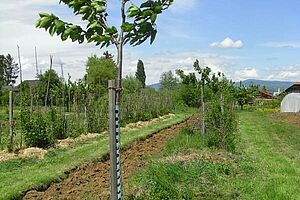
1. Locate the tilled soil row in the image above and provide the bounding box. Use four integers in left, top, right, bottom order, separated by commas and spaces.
23, 116, 196, 200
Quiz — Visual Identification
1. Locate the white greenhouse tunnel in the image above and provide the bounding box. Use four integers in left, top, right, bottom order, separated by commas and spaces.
281, 93, 300, 113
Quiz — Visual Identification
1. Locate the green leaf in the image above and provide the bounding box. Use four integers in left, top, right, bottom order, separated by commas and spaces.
61, 31, 68, 41
154, 5, 162, 14
87, 21, 99, 29
94, 5, 106, 12
39, 12, 50, 18
143, 10, 153, 17
49, 25, 56, 36
141, 1, 153, 8
106, 26, 118, 35
79, 6, 89, 14
150, 29, 157, 44
151, 13, 157, 23
39, 17, 53, 29
54, 20, 65, 35
121, 22, 134, 32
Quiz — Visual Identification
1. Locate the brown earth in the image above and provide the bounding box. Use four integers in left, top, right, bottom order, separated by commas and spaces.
270, 113, 300, 128
23, 116, 197, 200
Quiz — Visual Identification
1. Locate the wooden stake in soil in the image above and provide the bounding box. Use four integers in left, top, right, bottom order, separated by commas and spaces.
45, 55, 53, 109
8, 90, 14, 152
108, 80, 122, 200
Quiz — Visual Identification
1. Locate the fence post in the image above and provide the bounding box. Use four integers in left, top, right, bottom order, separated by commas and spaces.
108, 80, 122, 200
8, 90, 14, 152
0, 122, 2, 149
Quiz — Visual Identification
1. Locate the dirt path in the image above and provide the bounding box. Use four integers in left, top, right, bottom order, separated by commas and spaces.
23, 116, 196, 200
270, 113, 300, 128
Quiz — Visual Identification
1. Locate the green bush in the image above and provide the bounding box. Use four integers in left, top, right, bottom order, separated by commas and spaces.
205, 97, 238, 152
23, 113, 54, 148
67, 116, 88, 138
47, 108, 67, 139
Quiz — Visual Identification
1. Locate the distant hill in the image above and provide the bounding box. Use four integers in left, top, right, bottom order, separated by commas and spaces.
236, 79, 293, 92
148, 79, 294, 93
147, 83, 161, 91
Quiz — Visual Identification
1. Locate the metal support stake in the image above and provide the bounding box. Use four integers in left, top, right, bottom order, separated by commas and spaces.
108, 80, 122, 200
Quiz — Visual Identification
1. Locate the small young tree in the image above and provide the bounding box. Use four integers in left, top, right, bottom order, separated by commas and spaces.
0, 54, 19, 86
36, 0, 173, 106
86, 55, 117, 97
176, 69, 199, 107
159, 70, 178, 91
194, 60, 211, 135
123, 75, 142, 93
135, 59, 146, 88
234, 85, 258, 110
37, 69, 63, 106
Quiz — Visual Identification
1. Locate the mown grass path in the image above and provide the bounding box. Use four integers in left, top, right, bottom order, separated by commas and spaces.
127, 112, 300, 200
0, 112, 193, 200
238, 111, 300, 199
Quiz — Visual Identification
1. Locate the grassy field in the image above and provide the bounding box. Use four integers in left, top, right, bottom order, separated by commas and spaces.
127, 111, 300, 199
0, 111, 194, 200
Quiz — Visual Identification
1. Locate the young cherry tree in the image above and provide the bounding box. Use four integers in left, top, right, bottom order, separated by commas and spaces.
194, 59, 211, 135
36, 0, 172, 106
36, 1, 173, 199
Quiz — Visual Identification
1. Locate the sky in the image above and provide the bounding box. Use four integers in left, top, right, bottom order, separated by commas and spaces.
1, 0, 300, 84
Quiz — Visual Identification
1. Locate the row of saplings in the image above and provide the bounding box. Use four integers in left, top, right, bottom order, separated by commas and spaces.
176, 60, 238, 152
19, 90, 176, 149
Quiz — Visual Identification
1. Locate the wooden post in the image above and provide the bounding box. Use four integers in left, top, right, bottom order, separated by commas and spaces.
200, 82, 205, 135
0, 122, 2, 149
108, 80, 122, 200
45, 55, 53, 109
221, 93, 224, 115
8, 90, 13, 152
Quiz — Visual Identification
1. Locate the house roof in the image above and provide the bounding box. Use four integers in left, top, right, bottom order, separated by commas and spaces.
257, 90, 274, 99
284, 82, 300, 93
23, 79, 39, 87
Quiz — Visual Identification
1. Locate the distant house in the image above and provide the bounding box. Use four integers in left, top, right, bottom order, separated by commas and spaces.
284, 82, 300, 94
22, 80, 39, 88
256, 91, 274, 100
1, 85, 18, 91
273, 88, 282, 96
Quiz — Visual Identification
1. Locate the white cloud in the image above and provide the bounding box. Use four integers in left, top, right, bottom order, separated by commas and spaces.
267, 65, 300, 81
234, 68, 258, 80
123, 51, 238, 84
210, 37, 243, 49
169, 0, 198, 13
260, 42, 300, 48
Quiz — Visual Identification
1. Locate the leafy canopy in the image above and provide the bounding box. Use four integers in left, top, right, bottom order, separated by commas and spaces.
0, 54, 19, 86
159, 70, 178, 90
36, 0, 173, 48
86, 55, 117, 93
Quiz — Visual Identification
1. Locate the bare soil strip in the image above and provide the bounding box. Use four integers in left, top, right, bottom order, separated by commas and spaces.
23, 116, 196, 200
270, 113, 300, 128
